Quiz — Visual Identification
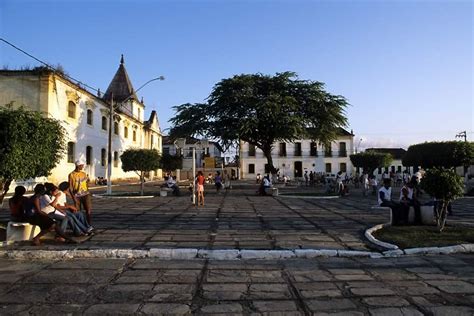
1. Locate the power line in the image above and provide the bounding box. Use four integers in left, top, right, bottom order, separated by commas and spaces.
0, 37, 100, 94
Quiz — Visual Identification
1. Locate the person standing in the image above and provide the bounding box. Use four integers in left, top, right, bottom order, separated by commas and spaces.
196, 171, 206, 206
223, 170, 231, 191
69, 160, 92, 224
215, 171, 223, 194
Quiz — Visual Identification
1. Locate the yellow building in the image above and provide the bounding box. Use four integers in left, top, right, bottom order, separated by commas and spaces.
0, 56, 163, 183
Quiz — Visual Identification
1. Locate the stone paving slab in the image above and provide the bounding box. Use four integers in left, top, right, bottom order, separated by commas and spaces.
0, 254, 473, 314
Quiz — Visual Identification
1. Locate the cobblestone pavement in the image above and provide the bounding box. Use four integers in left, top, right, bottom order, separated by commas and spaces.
1, 183, 473, 251
0, 254, 473, 315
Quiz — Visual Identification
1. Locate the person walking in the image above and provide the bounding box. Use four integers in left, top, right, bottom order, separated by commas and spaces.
69, 160, 92, 225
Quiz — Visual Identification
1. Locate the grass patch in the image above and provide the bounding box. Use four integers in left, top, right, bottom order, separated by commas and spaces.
373, 225, 474, 249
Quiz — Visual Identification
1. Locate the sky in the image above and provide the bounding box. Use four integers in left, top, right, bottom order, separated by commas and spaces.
0, 0, 472, 151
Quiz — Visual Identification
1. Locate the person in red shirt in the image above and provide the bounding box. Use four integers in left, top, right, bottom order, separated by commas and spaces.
196, 171, 205, 206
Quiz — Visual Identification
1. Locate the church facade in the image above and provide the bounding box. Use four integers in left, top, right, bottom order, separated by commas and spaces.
0, 56, 163, 184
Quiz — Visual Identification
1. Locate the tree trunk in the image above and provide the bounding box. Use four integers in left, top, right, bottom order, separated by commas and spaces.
0, 179, 12, 206
140, 172, 145, 196
438, 200, 448, 232
262, 148, 277, 175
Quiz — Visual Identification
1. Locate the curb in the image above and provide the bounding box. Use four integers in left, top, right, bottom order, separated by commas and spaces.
93, 194, 155, 199
277, 195, 340, 199
1, 244, 472, 260
365, 223, 474, 257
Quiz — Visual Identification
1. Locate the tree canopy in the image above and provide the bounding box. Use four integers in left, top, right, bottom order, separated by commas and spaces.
0, 105, 66, 203
160, 153, 183, 173
121, 149, 161, 195
169, 72, 349, 173
349, 151, 393, 176
403, 141, 474, 169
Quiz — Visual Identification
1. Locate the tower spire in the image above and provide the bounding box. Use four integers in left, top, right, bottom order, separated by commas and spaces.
120, 54, 124, 65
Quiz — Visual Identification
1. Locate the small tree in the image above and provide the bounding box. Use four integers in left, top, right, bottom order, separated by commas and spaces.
121, 149, 161, 196
420, 168, 464, 232
0, 105, 66, 204
349, 151, 393, 176
160, 153, 183, 174
403, 141, 474, 169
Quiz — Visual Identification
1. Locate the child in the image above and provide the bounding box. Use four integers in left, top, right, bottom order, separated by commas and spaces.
8, 186, 29, 222
215, 171, 223, 194
42, 183, 75, 243
196, 171, 205, 206
28, 184, 58, 246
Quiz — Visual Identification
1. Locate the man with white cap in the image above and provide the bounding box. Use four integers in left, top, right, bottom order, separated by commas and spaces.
69, 159, 92, 225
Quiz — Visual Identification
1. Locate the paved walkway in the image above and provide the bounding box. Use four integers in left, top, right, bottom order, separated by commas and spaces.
1, 183, 473, 251
0, 183, 473, 314
0, 254, 473, 314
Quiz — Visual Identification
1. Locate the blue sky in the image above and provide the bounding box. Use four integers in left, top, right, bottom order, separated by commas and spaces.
1, 0, 472, 150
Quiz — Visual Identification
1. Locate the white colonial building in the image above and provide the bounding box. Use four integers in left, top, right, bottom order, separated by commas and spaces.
239, 128, 355, 179
162, 136, 224, 180
0, 56, 163, 184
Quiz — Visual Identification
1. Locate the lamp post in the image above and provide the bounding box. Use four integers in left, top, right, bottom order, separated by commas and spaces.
355, 138, 363, 154
106, 76, 165, 195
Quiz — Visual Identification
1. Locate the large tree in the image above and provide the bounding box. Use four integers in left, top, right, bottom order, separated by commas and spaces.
0, 105, 66, 204
169, 72, 348, 174
350, 151, 393, 176
120, 149, 161, 196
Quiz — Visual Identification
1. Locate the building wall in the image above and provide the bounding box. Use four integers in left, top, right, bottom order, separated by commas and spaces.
0, 72, 163, 184
239, 136, 354, 179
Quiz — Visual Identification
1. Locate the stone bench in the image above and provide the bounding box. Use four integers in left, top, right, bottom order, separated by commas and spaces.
160, 187, 174, 197
6, 221, 41, 242
265, 187, 279, 196
371, 205, 435, 225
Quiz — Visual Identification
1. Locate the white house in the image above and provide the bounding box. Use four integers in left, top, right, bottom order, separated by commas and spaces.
239, 128, 355, 179
0, 56, 163, 184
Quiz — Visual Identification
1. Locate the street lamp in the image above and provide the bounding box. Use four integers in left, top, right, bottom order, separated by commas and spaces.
106, 76, 165, 195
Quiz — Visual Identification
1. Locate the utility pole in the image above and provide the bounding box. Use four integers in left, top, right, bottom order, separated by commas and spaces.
107, 94, 114, 195
456, 131, 467, 142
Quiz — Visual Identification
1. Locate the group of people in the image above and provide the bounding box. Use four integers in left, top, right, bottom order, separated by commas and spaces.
377, 176, 424, 225
8, 160, 93, 245
190, 170, 232, 206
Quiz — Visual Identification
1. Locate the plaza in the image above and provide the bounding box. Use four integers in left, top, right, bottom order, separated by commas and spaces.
0, 183, 473, 314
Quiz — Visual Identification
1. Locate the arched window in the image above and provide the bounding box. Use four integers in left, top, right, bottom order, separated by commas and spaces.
67, 142, 75, 163
101, 116, 107, 130
86, 109, 93, 125
151, 135, 154, 148
137, 108, 141, 119
133, 130, 137, 142
101, 148, 106, 166
114, 121, 119, 135
113, 151, 119, 167
124, 126, 128, 138
68, 101, 76, 119
86, 146, 93, 165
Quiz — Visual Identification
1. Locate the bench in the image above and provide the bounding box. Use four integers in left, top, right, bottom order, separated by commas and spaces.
265, 187, 279, 196
371, 205, 435, 225
6, 222, 41, 242
160, 187, 174, 197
